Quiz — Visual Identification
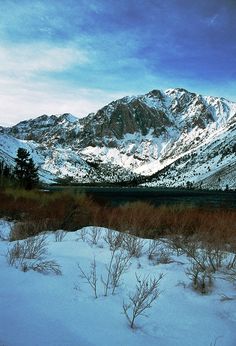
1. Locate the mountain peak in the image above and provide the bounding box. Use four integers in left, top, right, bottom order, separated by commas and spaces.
56, 113, 78, 123
146, 89, 164, 99
1, 87, 235, 189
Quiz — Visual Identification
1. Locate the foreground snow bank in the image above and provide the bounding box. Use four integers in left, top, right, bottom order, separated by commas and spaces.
0, 222, 235, 346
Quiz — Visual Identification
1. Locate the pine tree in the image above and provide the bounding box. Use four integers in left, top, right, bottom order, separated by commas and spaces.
25, 157, 39, 189
14, 148, 39, 189
0, 161, 13, 187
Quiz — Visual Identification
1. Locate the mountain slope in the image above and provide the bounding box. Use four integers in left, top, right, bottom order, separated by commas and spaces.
1, 88, 236, 188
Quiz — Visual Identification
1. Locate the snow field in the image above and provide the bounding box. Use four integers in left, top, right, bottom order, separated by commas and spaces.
0, 221, 236, 346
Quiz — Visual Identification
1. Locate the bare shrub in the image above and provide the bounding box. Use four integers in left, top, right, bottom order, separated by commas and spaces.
7, 235, 48, 265
167, 236, 231, 293
76, 228, 87, 242
202, 244, 231, 273
122, 233, 144, 258
22, 259, 62, 275
225, 253, 236, 270
6, 235, 61, 275
156, 247, 173, 264
186, 263, 214, 294
24, 235, 48, 258
77, 257, 98, 298
123, 273, 163, 329
101, 248, 131, 296
147, 239, 159, 260
147, 240, 172, 264
110, 250, 131, 294
101, 248, 116, 296
87, 227, 101, 246
165, 234, 187, 256
168, 234, 233, 273
6, 242, 22, 266
103, 229, 125, 251
54, 230, 67, 242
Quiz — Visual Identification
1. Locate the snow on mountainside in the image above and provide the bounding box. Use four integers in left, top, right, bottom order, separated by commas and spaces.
1, 88, 236, 188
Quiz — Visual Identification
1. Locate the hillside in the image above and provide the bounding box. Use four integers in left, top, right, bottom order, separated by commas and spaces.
1, 88, 236, 188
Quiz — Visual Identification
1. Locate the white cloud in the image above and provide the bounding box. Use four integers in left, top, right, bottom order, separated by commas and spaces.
0, 42, 89, 77
0, 41, 138, 126
0, 41, 98, 125
0, 76, 126, 126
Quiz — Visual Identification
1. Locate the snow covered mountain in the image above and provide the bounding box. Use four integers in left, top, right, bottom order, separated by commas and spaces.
1, 88, 236, 188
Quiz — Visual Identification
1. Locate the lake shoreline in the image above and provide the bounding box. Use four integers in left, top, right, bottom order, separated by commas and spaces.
46, 185, 236, 209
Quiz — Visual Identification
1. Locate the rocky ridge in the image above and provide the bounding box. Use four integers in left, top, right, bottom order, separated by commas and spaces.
0, 88, 236, 189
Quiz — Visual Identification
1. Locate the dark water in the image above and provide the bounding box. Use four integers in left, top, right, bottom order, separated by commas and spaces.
50, 186, 236, 209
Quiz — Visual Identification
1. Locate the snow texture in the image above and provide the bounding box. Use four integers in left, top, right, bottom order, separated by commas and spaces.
0, 222, 235, 346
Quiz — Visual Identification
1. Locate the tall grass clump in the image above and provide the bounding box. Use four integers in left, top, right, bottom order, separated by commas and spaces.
1, 188, 101, 240
1, 187, 236, 248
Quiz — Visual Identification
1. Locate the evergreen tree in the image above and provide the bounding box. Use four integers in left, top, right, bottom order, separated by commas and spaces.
25, 158, 39, 189
0, 161, 4, 186
3, 164, 11, 178
0, 161, 14, 187
14, 148, 39, 189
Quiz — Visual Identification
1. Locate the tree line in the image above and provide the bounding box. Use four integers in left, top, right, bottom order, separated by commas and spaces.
0, 148, 39, 189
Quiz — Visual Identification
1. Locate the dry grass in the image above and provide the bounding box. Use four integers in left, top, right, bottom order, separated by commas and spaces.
1, 188, 236, 248
1, 188, 100, 239
101, 202, 236, 249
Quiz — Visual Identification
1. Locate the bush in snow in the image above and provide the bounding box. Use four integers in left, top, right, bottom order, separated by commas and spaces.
147, 239, 160, 260
76, 228, 87, 242
174, 237, 236, 294
168, 233, 236, 272
101, 248, 131, 296
147, 240, 172, 265
87, 227, 101, 246
155, 246, 173, 264
78, 248, 131, 298
6, 235, 62, 275
7, 235, 48, 264
185, 263, 214, 294
77, 257, 98, 298
122, 233, 144, 258
103, 229, 125, 251
122, 273, 163, 329
54, 229, 67, 242
22, 259, 62, 275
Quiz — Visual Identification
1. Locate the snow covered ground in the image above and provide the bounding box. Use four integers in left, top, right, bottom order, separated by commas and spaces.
0, 220, 235, 346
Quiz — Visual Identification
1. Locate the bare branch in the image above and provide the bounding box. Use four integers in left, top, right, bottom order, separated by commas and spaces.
78, 257, 98, 298
123, 273, 163, 328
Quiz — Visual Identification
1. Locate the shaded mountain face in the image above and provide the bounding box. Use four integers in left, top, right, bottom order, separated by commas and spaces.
1, 88, 236, 189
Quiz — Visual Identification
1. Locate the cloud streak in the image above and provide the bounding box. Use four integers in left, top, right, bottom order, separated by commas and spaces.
0, 42, 89, 76
0, 75, 127, 126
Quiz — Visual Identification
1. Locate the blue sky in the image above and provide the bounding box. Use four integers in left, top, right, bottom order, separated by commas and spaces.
0, 0, 235, 125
